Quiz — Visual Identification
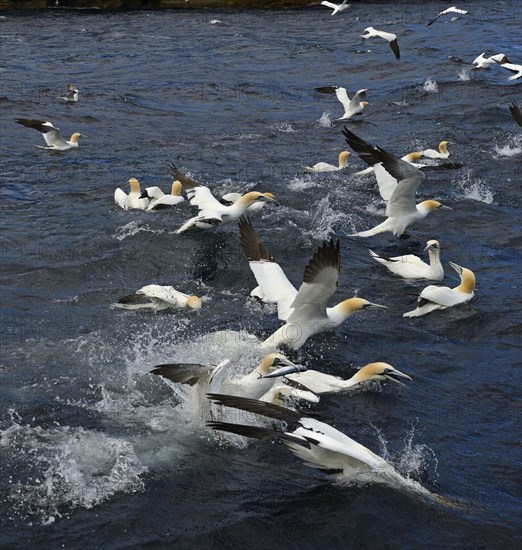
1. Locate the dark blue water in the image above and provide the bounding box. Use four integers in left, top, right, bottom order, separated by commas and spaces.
1, 3, 521, 547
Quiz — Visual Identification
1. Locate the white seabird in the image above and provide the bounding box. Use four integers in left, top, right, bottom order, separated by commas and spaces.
168, 162, 277, 234
140, 180, 185, 210
15, 118, 83, 150
238, 218, 387, 350
114, 178, 150, 210
113, 284, 202, 312
315, 86, 369, 120
421, 141, 453, 159
427, 6, 468, 26
343, 128, 452, 237
320, 0, 351, 15
494, 59, 522, 81
304, 151, 351, 173
472, 53, 510, 70
360, 27, 400, 60
509, 101, 522, 127
220, 191, 276, 212
369, 240, 444, 281
403, 261, 475, 317
59, 84, 79, 102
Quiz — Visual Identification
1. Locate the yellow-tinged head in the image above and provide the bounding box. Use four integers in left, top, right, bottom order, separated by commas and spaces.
339, 151, 351, 167
171, 180, 182, 196
240, 191, 278, 206
69, 133, 82, 143
450, 262, 476, 294
352, 362, 412, 385
186, 295, 202, 310
360, 101, 369, 107
338, 297, 388, 315
263, 192, 276, 200
128, 178, 141, 193
404, 151, 423, 162
419, 199, 452, 212
257, 353, 296, 375
439, 140, 451, 153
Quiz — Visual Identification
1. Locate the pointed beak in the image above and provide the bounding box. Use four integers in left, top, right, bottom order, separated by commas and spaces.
263, 196, 279, 205
366, 302, 388, 310
384, 368, 412, 386
424, 243, 435, 252
449, 261, 463, 274
440, 204, 453, 211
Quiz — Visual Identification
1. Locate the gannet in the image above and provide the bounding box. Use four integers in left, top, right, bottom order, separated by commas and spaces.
494, 59, 522, 81
360, 27, 400, 60
343, 128, 452, 237
353, 152, 423, 177
220, 192, 276, 212
151, 353, 303, 400
284, 362, 411, 398
114, 178, 150, 210
320, 0, 350, 15
427, 6, 468, 26
168, 162, 277, 234
369, 240, 444, 281
403, 262, 475, 317
140, 181, 185, 210
114, 284, 202, 312
472, 53, 510, 69
15, 118, 83, 150
305, 151, 351, 173
315, 86, 369, 120
421, 141, 453, 159
509, 101, 522, 127
59, 84, 79, 102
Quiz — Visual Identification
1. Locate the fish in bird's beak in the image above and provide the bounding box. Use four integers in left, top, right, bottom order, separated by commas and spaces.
261, 358, 306, 379
383, 368, 412, 386
365, 302, 388, 310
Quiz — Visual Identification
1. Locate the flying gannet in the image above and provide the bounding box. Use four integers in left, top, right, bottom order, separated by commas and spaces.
220, 192, 276, 212
59, 84, 79, 102
403, 262, 475, 317
168, 162, 277, 234
360, 27, 400, 60
472, 53, 510, 70
509, 101, 522, 127
140, 181, 185, 210
113, 284, 202, 312
427, 6, 468, 27
304, 151, 351, 173
315, 86, 369, 121
320, 0, 350, 15
114, 178, 150, 210
494, 59, 522, 81
342, 128, 452, 237
421, 141, 454, 159
15, 118, 84, 150
369, 240, 444, 281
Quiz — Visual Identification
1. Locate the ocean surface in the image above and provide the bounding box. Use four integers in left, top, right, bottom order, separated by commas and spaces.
0, 2, 521, 548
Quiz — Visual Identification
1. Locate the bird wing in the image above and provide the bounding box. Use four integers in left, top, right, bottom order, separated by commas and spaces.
320, 1, 337, 9
426, 12, 442, 26
287, 240, 340, 323
373, 163, 398, 201
186, 186, 225, 217
334, 87, 352, 112
285, 371, 342, 394
114, 188, 129, 209
509, 101, 522, 127
388, 38, 400, 60
15, 118, 68, 147
143, 186, 164, 198
150, 363, 215, 386
418, 285, 467, 307
168, 162, 204, 190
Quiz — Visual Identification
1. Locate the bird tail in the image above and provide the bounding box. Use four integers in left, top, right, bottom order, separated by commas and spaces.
350, 220, 391, 238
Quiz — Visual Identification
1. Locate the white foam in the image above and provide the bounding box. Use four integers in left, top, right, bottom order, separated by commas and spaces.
494, 135, 522, 157
317, 111, 333, 128
452, 169, 494, 204
422, 78, 439, 93
458, 68, 472, 81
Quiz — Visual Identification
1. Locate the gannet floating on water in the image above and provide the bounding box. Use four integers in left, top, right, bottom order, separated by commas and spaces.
472, 53, 510, 70
421, 141, 453, 159
343, 128, 452, 237
140, 181, 185, 210
509, 101, 522, 127
320, 0, 350, 15
59, 84, 79, 102
168, 162, 277, 234
494, 59, 522, 81
315, 86, 369, 120
427, 6, 468, 27
305, 151, 351, 173
113, 284, 202, 312
403, 262, 475, 317
361, 27, 400, 60
114, 178, 150, 210
369, 240, 444, 281
15, 118, 84, 150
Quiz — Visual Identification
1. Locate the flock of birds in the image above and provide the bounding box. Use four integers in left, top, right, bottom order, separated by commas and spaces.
13, 3, 521, 500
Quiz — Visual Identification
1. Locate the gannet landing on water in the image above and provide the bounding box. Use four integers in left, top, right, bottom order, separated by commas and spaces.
220, 192, 276, 212
494, 59, 522, 81
305, 151, 351, 173
59, 84, 79, 102
360, 27, 400, 60
114, 178, 150, 210
15, 119, 83, 150
404, 262, 475, 317
472, 53, 510, 70
427, 6, 468, 27
320, 0, 350, 15
168, 162, 277, 234
114, 284, 202, 312
509, 101, 522, 127
140, 181, 185, 210
421, 141, 453, 159
369, 240, 444, 281
315, 87, 369, 120
342, 128, 452, 237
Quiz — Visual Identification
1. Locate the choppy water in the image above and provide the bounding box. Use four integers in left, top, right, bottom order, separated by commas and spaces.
1, 3, 521, 548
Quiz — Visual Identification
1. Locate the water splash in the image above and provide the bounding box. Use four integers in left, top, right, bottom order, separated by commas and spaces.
114, 220, 157, 241
458, 67, 472, 81
494, 134, 522, 157
303, 197, 353, 241
271, 122, 296, 133
288, 174, 318, 191
422, 78, 439, 93
452, 169, 494, 203
317, 111, 333, 127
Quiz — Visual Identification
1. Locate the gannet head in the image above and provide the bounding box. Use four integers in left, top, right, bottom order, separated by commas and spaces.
353, 362, 412, 386
240, 191, 278, 207
171, 180, 182, 196
403, 151, 423, 162
439, 141, 453, 153
339, 151, 351, 167
450, 262, 476, 293
257, 353, 298, 376
128, 178, 141, 193
361, 27, 374, 38
338, 297, 388, 316
419, 200, 452, 212
186, 295, 202, 309
69, 132, 82, 143
360, 101, 369, 108
424, 239, 440, 253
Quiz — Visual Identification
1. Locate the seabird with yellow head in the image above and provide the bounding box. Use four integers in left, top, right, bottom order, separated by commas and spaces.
304, 151, 351, 173
421, 141, 454, 160
114, 284, 202, 312
140, 181, 185, 210
315, 86, 369, 121
15, 118, 84, 151
114, 178, 150, 210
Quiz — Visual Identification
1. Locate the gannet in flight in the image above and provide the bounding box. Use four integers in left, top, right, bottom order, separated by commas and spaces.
113, 284, 202, 312
114, 178, 150, 210
151, 353, 303, 400
15, 118, 84, 150
168, 162, 277, 234
343, 128, 452, 237
305, 151, 351, 173
472, 53, 510, 70
427, 6, 468, 27
509, 101, 522, 127
315, 86, 369, 120
404, 262, 475, 317
369, 240, 444, 281
494, 59, 522, 81
320, 0, 350, 15
140, 181, 185, 210
421, 141, 453, 159
360, 27, 400, 60
220, 192, 276, 212
59, 84, 79, 102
